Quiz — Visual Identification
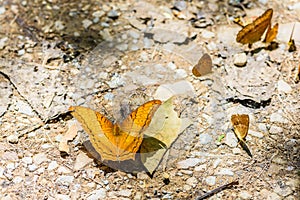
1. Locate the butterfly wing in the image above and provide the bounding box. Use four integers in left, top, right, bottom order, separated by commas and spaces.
236, 9, 273, 44
69, 106, 122, 161
112, 100, 162, 161
231, 114, 252, 157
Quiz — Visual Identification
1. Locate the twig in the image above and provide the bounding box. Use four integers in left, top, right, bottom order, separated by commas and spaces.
195, 180, 239, 200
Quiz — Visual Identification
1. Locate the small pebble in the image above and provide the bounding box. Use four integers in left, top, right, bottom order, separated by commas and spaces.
205, 176, 216, 186
7, 135, 19, 144
28, 164, 38, 172
56, 175, 74, 187
176, 158, 205, 169
48, 161, 59, 171
87, 189, 107, 200
199, 133, 213, 144
82, 19, 93, 29
248, 130, 264, 138
277, 80, 292, 93
33, 153, 48, 165
269, 125, 283, 134
215, 168, 234, 176
233, 53, 247, 67
54, 20, 65, 31
224, 131, 238, 147
107, 10, 119, 19
270, 112, 289, 123
22, 156, 33, 165
239, 190, 252, 199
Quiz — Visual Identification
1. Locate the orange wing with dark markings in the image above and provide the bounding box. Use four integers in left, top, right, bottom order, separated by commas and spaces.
69, 99, 162, 161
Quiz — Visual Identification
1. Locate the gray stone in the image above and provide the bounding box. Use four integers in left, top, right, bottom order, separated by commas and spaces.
56, 175, 74, 186
176, 158, 205, 169
199, 133, 213, 144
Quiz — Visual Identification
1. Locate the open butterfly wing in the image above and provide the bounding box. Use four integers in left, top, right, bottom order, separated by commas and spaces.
114, 100, 162, 161
69, 106, 120, 161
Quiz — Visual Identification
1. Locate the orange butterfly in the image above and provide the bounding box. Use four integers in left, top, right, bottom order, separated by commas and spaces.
69, 100, 161, 161
236, 9, 274, 45
231, 114, 252, 157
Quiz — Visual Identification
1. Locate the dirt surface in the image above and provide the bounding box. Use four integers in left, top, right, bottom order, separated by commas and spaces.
0, 0, 299, 199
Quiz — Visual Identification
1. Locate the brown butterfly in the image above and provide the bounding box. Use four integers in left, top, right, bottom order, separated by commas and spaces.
192, 53, 212, 77
231, 114, 252, 157
236, 9, 273, 45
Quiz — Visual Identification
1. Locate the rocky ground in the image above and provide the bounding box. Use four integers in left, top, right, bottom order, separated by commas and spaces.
0, 0, 299, 199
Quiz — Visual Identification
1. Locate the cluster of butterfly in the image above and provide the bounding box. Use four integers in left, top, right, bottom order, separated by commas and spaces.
68, 8, 299, 174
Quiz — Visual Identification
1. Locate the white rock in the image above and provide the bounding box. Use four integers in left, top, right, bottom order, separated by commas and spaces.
215, 168, 234, 176
270, 112, 289, 123
13, 176, 23, 184
233, 53, 247, 67
92, 10, 105, 18
213, 159, 222, 168
22, 156, 33, 165
54, 20, 65, 31
47, 161, 59, 171
0, 37, 8, 49
201, 30, 215, 39
16, 100, 34, 116
56, 175, 74, 186
56, 194, 71, 200
118, 189, 132, 197
277, 80, 292, 93
33, 153, 48, 165
186, 177, 198, 187
7, 135, 18, 144
232, 147, 242, 155
57, 166, 71, 174
205, 176, 216, 186
73, 152, 93, 171
194, 164, 206, 172
260, 189, 281, 200
175, 68, 187, 79
199, 133, 213, 144
87, 189, 107, 200
154, 80, 195, 101
269, 125, 283, 134
176, 158, 205, 169
224, 131, 238, 147
248, 130, 264, 138
239, 190, 252, 199
82, 19, 93, 29
28, 164, 38, 172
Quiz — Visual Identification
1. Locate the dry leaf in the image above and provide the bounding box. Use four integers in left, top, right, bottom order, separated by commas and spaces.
59, 123, 78, 153
192, 53, 213, 77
